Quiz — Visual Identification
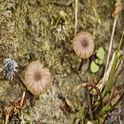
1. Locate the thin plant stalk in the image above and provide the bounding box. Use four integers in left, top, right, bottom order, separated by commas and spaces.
99, 92, 124, 117
102, 50, 121, 97
74, 0, 78, 36
103, 15, 118, 85
102, 30, 124, 97
93, 30, 124, 113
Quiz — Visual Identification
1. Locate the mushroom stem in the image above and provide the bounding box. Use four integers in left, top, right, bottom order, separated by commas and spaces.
78, 59, 83, 72
15, 72, 27, 90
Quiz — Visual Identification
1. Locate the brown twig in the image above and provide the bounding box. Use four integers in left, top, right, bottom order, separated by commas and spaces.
73, 83, 102, 101
73, 83, 103, 116
117, 83, 124, 91
104, 89, 124, 106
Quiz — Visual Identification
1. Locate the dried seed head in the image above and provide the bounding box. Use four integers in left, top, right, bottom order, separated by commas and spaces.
72, 32, 94, 58
24, 61, 52, 95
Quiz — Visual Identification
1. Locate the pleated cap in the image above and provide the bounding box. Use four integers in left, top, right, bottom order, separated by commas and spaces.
73, 32, 94, 58
25, 61, 52, 95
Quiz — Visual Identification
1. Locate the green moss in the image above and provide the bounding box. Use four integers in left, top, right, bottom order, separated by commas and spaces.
0, 0, 123, 123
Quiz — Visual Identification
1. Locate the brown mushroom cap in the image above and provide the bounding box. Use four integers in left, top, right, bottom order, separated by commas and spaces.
72, 32, 94, 58
24, 61, 52, 95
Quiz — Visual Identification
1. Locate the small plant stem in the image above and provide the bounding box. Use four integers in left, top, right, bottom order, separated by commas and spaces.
102, 51, 121, 97
117, 29, 124, 50
30, 110, 33, 124
100, 43, 123, 117
107, 90, 124, 106
93, 32, 123, 112
74, 0, 78, 36
85, 86, 94, 120
78, 59, 84, 72
99, 92, 124, 117
102, 30, 124, 98
112, 59, 124, 86
15, 73, 27, 90
103, 15, 118, 84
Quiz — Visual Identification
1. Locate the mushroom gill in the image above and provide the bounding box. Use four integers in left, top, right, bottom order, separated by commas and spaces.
72, 32, 94, 58
24, 61, 52, 95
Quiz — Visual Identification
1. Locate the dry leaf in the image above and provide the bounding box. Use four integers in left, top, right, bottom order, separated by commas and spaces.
112, 5, 122, 17
4, 91, 25, 124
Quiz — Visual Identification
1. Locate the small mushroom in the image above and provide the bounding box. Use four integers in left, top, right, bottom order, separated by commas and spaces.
72, 32, 94, 58
24, 61, 52, 95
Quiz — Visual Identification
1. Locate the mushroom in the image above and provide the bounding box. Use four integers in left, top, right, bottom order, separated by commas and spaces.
72, 32, 94, 58
24, 61, 52, 95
